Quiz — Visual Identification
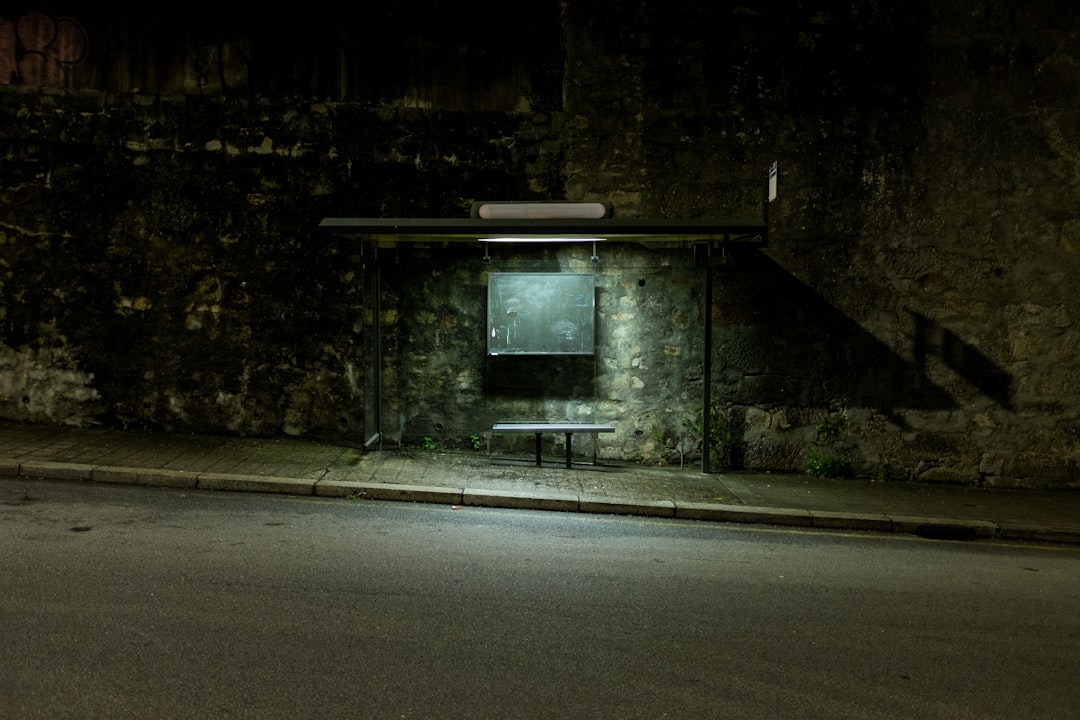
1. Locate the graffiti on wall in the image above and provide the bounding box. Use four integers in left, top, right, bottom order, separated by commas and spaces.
0, 12, 87, 86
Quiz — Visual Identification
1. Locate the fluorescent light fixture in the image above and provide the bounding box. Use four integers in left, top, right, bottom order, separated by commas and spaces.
477, 237, 606, 243
471, 201, 613, 220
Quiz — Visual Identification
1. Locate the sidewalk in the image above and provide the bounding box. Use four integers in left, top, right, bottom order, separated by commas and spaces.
1, 422, 1079, 545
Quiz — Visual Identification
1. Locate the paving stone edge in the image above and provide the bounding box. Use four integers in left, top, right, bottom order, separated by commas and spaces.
4, 458, 1080, 545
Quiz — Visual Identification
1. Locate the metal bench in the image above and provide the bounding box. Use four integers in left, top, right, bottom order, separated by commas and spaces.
490, 422, 616, 468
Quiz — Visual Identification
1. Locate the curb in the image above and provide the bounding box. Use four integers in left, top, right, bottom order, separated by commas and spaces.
5, 459, 1080, 546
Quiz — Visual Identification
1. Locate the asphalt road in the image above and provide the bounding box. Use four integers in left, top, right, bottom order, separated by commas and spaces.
2, 478, 1079, 719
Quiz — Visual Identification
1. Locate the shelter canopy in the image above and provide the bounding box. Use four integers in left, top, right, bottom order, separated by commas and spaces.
317, 216, 767, 247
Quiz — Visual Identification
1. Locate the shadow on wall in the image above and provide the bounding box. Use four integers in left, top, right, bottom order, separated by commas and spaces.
712, 251, 1013, 420
909, 311, 1013, 409
484, 355, 596, 399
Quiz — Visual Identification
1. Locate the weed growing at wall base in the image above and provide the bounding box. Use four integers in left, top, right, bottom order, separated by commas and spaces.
682, 403, 746, 471
805, 411, 853, 478
805, 449, 852, 478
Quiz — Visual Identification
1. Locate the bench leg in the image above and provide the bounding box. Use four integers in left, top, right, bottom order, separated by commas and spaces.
565, 432, 573, 468
534, 432, 542, 466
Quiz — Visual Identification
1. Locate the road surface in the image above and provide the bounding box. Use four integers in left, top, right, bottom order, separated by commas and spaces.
2, 478, 1079, 719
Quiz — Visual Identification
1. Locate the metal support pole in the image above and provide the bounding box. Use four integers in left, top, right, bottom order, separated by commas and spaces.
702, 250, 713, 474
370, 241, 383, 451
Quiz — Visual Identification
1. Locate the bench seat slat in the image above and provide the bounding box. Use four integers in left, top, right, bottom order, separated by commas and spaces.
492, 423, 615, 433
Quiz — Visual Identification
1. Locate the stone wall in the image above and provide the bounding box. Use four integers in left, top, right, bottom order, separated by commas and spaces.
2, 2, 1080, 487
373, 242, 710, 465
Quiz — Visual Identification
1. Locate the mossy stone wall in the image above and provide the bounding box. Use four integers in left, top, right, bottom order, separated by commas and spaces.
2, 2, 1080, 487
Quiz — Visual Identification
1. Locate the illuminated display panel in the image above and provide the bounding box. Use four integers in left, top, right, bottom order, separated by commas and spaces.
487, 273, 595, 356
